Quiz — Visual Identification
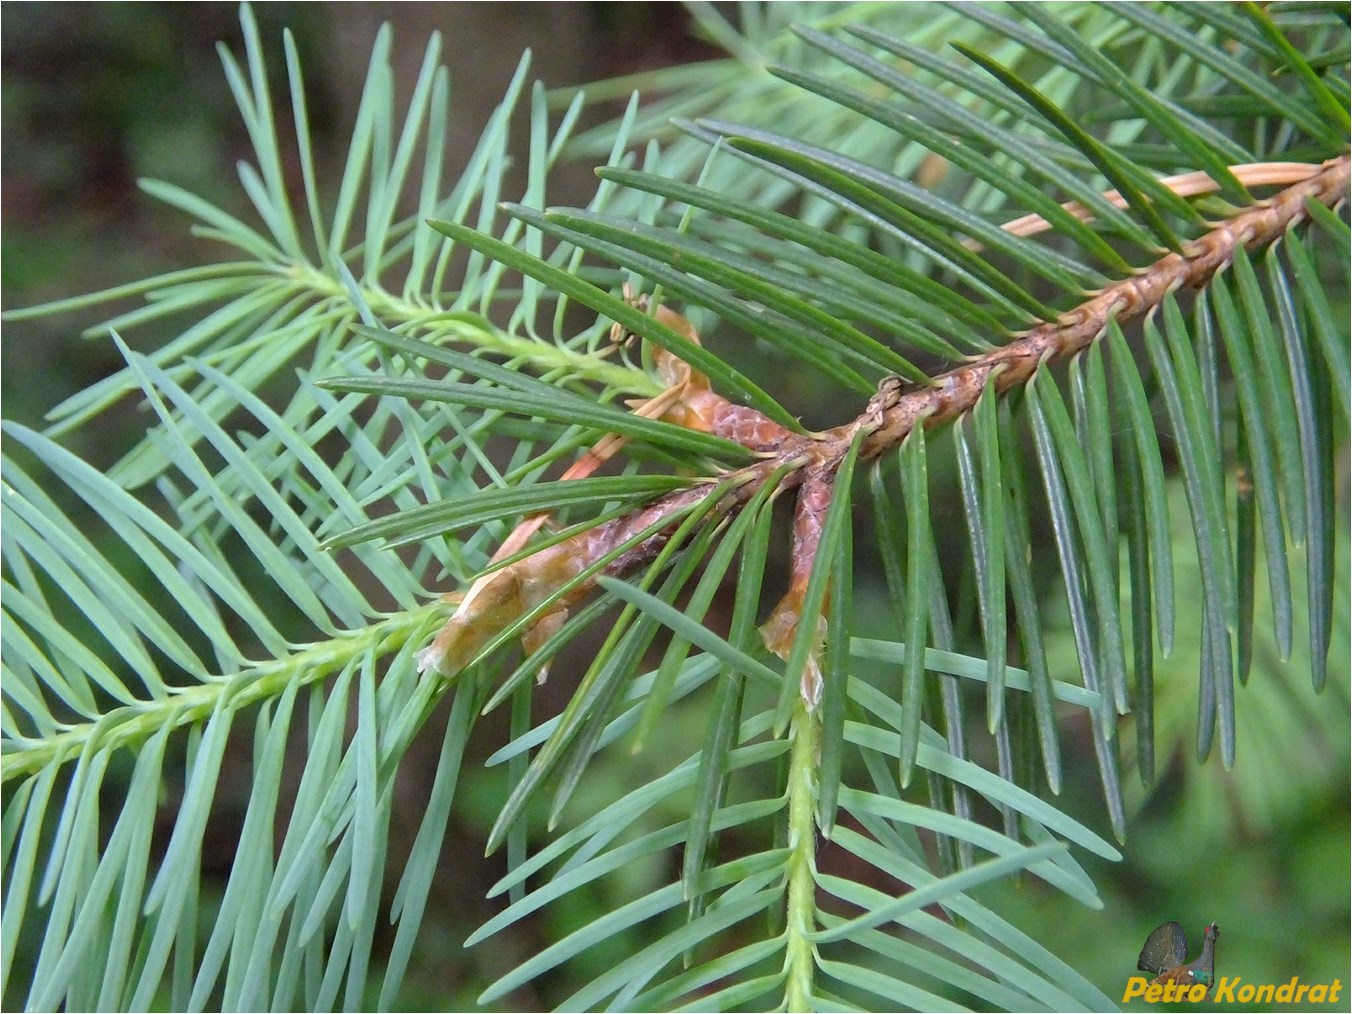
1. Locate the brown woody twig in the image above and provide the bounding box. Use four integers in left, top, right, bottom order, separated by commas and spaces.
418, 153, 1350, 705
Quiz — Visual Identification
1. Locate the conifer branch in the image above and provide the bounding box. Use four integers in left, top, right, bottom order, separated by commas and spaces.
413, 153, 1348, 706
1, 606, 443, 782
863, 153, 1351, 455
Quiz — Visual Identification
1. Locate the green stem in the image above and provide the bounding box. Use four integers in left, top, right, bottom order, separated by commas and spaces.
784, 701, 820, 1012
286, 262, 659, 394
1, 605, 444, 782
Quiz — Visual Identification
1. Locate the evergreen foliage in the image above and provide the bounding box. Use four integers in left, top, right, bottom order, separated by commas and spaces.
2, 3, 1347, 1010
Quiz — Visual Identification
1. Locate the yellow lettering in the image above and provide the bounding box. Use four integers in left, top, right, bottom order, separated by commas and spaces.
1144, 982, 1164, 1003
1122, 977, 1149, 1001
1200, 977, 1351, 1006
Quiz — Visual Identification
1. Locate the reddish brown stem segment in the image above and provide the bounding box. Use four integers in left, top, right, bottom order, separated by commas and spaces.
418, 154, 1349, 702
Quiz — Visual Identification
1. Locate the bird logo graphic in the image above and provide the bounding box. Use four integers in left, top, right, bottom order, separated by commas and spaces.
1137, 921, 1220, 996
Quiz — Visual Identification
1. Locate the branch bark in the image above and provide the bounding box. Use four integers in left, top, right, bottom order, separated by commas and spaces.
420, 153, 1350, 702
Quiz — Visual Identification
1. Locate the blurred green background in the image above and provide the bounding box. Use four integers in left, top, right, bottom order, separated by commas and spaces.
3, 4, 1347, 1010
